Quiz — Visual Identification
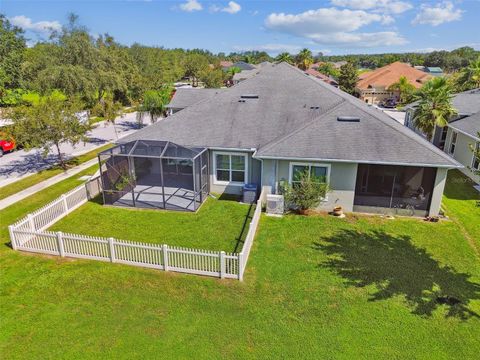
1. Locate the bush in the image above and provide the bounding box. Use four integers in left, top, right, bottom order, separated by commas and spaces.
281, 170, 330, 212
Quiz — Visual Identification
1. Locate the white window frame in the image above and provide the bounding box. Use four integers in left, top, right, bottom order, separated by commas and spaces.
212, 151, 249, 186
472, 142, 480, 170
288, 162, 331, 186
449, 131, 458, 155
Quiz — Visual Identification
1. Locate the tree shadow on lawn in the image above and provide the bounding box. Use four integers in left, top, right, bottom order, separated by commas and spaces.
314, 229, 480, 320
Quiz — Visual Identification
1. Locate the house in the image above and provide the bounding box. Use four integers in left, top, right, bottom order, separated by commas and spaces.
356, 62, 432, 105
232, 68, 260, 84
165, 88, 226, 115
104, 62, 460, 217
220, 60, 233, 69
231, 61, 257, 71
405, 88, 480, 182
424, 67, 444, 77
304, 68, 338, 87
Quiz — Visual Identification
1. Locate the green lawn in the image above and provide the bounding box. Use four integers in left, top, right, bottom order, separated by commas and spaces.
1, 168, 479, 359
0, 144, 111, 201
442, 170, 480, 252
49, 195, 254, 252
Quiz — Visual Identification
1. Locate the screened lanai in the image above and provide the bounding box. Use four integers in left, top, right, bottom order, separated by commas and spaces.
98, 140, 209, 212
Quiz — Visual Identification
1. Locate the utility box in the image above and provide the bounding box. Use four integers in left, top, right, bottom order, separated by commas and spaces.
266, 194, 284, 215
243, 183, 258, 204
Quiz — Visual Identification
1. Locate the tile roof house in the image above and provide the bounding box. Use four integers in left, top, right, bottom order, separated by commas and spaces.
305, 67, 338, 87
357, 62, 432, 105
115, 62, 460, 216
405, 88, 480, 183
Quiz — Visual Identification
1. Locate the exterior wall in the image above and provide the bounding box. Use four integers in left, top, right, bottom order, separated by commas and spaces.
209, 150, 261, 195
444, 128, 480, 183
358, 88, 397, 105
429, 168, 448, 217
263, 159, 358, 212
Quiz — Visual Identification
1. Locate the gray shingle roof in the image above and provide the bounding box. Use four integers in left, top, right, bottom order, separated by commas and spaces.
166, 88, 226, 109
232, 69, 260, 82
123, 62, 460, 168
405, 88, 480, 115
449, 112, 480, 140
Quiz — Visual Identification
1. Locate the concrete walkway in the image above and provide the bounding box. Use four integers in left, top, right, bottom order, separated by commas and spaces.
0, 158, 98, 210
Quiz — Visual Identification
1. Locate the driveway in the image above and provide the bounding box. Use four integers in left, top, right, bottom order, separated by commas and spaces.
0, 112, 150, 187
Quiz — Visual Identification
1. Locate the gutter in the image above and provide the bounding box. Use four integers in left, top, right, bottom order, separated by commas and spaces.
254, 155, 463, 169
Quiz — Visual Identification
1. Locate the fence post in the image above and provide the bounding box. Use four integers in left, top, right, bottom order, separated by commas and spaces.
27, 214, 35, 232
61, 194, 68, 212
108, 237, 116, 263
238, 252, 244, 281
8, 225, 17, 250
220, 251, 226, 279
56, 231, 65, 257
163, 244, 169, 271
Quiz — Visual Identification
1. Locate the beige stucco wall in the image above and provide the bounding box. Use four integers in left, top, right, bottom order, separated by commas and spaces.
445, 128, 480, 183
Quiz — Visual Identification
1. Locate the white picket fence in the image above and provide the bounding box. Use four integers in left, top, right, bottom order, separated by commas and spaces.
9, 177, 264, 281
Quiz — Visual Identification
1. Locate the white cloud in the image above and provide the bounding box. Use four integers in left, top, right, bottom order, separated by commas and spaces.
331, 0, 413, 14
264, 7, 406, 47
412, 1, 463, 26
180, 0, 203, 12
211, 1, 241, 14
9, 15, 61, 34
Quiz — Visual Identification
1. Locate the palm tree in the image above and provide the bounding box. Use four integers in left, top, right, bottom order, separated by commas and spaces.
275, 52, 293, 64
459, 57, 480, 89
296, 48, 313, 70
243, 55, 254, 64
136, 87, 172, 125
388, 76, 416, 105
412, 77, 458, 141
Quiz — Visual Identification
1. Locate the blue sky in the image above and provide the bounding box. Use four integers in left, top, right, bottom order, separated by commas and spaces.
2, 0, 479, 55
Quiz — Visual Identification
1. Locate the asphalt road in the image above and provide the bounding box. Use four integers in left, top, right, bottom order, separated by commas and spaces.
0, 112, 148, 187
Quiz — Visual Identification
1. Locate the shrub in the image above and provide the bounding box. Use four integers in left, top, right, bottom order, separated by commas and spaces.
281, 169, 330, 212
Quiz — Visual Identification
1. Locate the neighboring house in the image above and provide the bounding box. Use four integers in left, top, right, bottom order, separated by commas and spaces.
231, 61, 257, 71
220, 60, 233, 69
111, 62, 460, 217
405, 88, 480, 183
232, 68, 260, 84
165, 88, 226, 115
305, 67, 338, 87
414, 65, 444, 77
357, 62, 432, 105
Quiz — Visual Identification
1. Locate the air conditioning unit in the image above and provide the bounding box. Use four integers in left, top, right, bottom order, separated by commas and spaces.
266, 194, 284, 216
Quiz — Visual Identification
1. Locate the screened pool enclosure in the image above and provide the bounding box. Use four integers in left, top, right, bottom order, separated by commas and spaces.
98, 140, 209, 211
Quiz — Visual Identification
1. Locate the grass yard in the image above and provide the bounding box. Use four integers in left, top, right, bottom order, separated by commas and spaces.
0, 144, 111, 201
1, 168, 479, 359
442, 170, 480, 253
49, 195, 254, 252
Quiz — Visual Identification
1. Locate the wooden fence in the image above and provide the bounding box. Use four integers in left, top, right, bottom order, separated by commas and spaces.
9, 177, 264, 281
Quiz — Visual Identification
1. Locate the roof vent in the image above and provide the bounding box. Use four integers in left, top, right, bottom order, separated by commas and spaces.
240, 94, 259, 99
309, 106, 320, 110
337, 116, 360, 122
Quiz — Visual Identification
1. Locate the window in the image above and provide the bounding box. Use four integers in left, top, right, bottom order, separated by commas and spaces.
449, 131, 457, 155
289, 163, 330, 187
214, 152, 247, 185
473, 142, 480, 170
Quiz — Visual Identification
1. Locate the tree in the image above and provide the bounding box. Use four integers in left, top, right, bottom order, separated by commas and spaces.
200, 68, 224, 88
412, 77, 457, 141
316, 63, 340, 79
183, 53, 209, 87
296, 48, 313, 70
388, 76, 416, 105
11, 95, 90, 169
471, 134, 480, 176
275, 52, 293, 64
136, 87, 172, 124
458, 57, 480, 90
0, 15, 26, 96
338, 62, 359, 95
281, 169, 329, 213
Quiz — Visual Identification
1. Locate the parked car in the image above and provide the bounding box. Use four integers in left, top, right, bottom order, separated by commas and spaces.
0, 132, 16, 156
381, 98, 397, 108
